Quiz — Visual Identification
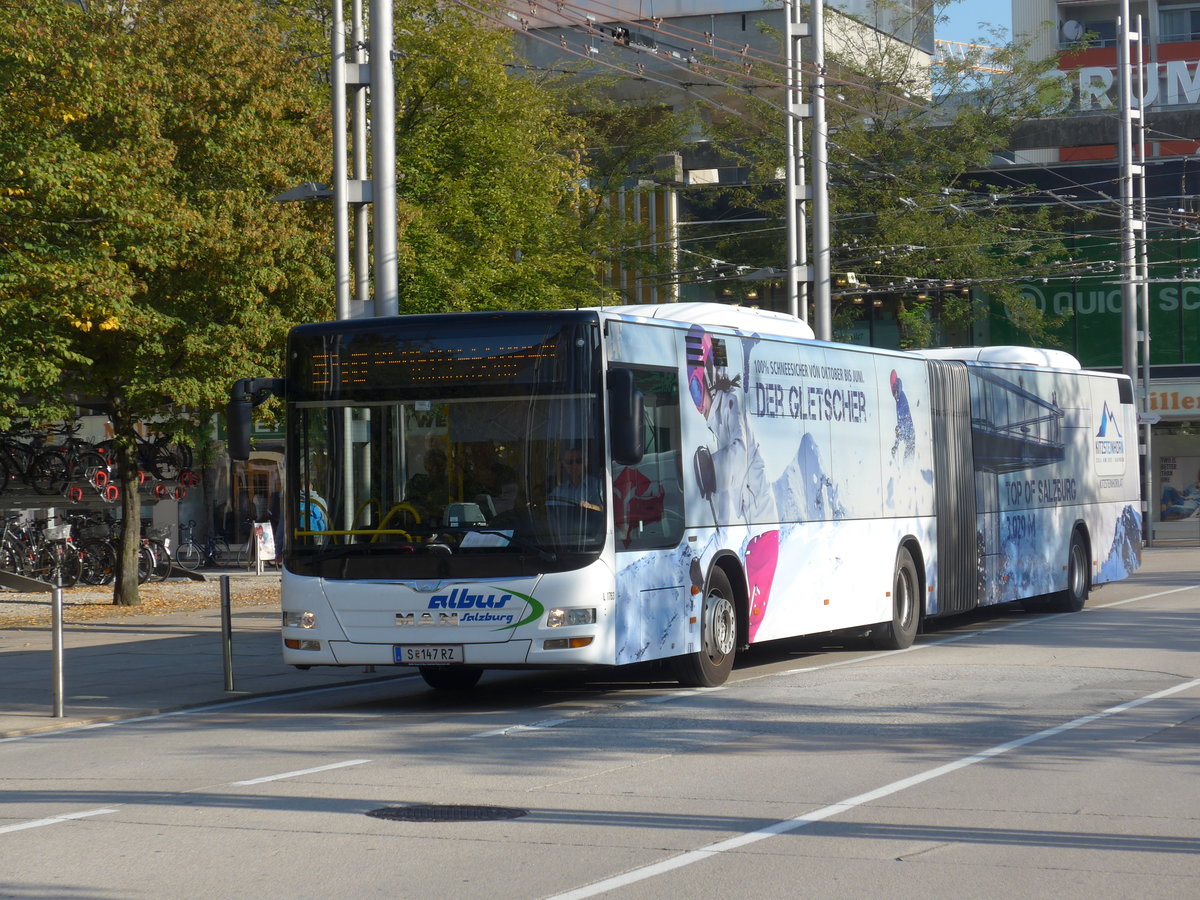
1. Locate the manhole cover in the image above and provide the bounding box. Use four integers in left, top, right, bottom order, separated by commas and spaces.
367, 804, 527, 823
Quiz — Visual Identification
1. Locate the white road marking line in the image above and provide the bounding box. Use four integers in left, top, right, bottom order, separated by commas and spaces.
0, 808, 118, 836
778, 582, 1200, 677
231, 759, 370, 786
547, 676, 1200, 900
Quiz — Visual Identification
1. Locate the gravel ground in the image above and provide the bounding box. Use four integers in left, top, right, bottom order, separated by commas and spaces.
0, 572, 283, 629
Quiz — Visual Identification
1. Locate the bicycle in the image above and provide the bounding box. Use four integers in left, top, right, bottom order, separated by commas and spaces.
174, 520, 204, 570
0, 428, 50, 495
142, 523, 173, 582
168, 518, 251, 569
96, 431, 192, 483
71, 513, 119, 586
34, 518, 83, 587
29, 423, 110, 496
0, 515, 38, 578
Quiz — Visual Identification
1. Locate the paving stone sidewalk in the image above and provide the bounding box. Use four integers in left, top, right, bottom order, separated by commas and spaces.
0, 571, 400, 738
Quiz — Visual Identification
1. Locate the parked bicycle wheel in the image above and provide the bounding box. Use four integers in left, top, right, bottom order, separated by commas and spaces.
79, 541, 116, 586
29, 451, 69, 494
41, 543, 82, 587
174, 540, 203, 570
71, 450, 110, 486
146, 538, 172, 581
136, 544, 156, 584
151, 444, 181, 481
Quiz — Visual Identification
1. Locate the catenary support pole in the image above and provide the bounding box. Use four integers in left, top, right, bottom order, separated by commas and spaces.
331, 1, 350, 320
783, 1, 809, 322
811, 0, 831, 340
352, 0, 370, 313
370, 0, 398, 316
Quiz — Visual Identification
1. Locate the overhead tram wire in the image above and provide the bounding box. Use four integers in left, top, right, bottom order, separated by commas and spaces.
469, 4, 1161, 290
484, 0, 939, 121
453, 0, 790, 130
488, 0, 799, 77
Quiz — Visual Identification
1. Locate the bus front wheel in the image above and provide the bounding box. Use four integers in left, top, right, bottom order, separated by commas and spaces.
873, 547, 920, 650
672, 568, 737, 687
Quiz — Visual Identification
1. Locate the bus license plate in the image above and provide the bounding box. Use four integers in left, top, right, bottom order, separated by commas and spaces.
395, 645, 463, 664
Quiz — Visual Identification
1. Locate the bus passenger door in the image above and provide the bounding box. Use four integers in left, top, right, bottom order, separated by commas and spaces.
611, 366, 684, 551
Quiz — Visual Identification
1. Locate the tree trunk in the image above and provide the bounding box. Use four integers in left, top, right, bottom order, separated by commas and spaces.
110, 405, 141, 607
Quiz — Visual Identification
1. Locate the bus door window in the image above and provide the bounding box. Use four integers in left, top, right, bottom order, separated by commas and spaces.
613, 366, 683, 550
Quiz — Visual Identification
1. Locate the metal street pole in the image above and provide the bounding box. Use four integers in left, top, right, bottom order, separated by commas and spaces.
370, 0, 399, 317
331, 1, 350, 320
783, 1, 810, 322
1117, 1, 1138, 387
352, 0, 370, 313
811, 0, 831, 340
1135, 16, 1153, 544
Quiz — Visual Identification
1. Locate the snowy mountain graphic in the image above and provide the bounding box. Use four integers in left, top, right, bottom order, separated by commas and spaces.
1096, 402, 1123, 439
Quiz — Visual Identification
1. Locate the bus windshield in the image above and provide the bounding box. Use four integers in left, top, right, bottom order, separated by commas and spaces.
284, 315, 605, 579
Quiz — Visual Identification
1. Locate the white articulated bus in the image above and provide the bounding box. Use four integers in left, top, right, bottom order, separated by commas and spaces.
228, 303, 1143, 689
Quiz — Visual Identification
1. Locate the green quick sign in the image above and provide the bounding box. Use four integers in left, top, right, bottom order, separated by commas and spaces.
988, 231, 1200, 368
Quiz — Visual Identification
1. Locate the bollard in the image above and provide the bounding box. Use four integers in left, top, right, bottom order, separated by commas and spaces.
220, 574, 235, 692
51, 585, 64, 718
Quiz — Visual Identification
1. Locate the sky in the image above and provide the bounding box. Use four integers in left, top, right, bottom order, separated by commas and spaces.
938, 0, 1011, 46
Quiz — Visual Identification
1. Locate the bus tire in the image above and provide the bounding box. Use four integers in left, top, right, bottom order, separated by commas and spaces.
1051, 529, 1090, 613
672, 567, 737, 688
873, 547, 919, 650
419, 665, 483, 691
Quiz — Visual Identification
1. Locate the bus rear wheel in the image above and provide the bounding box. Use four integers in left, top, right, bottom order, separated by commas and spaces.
419, 665, 483, 691
1050, 529, 1090, 613
872, 547, 919, 650
672, 568, 737, 688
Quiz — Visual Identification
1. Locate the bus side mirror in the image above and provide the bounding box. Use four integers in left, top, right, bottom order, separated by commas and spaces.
227, 378, 285, 461
608, 368, 644, 466
227, 395, 253, 461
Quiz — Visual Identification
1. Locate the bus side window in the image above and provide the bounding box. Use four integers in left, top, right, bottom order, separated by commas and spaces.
614, 367, 684, 550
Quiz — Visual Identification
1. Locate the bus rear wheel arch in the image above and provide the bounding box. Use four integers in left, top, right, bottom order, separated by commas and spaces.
872, 545, 921, 651
671, 565, 739, 688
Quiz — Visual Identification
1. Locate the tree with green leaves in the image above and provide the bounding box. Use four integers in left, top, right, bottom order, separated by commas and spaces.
2, 0, 661, 604
1, 0, 335, 604
389, 2, 620, 314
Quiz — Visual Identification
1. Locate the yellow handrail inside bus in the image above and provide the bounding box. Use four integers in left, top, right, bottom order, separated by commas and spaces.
294, 527, 413, 541
374, 503, 421, 543
352, 498, 381, 531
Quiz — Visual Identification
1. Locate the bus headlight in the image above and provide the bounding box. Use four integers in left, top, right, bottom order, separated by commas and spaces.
546, 607, 596, 627
283, 610, 318, 629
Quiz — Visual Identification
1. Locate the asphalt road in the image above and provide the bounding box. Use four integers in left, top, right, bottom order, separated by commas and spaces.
2, 549, 1198, 899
